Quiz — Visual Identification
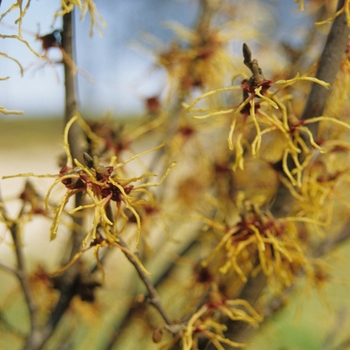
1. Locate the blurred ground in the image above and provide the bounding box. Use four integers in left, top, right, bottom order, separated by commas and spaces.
0, 118, 63, 185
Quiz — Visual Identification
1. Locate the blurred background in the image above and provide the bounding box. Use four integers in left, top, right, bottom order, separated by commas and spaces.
1, 0, 308, 118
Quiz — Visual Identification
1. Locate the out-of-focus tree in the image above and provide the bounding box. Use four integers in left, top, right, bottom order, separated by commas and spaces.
1, 1, 350, 349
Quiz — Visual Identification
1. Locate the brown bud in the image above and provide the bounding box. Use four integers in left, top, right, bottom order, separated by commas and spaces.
152, 326, 163, 343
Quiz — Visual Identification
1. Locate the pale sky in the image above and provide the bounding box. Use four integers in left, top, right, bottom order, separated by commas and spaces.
1, 0, 306, 118
1, 0, 198, 118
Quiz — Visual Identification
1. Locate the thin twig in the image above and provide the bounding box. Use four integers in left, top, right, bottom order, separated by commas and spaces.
0, 308, 27, 338
11, 222, 39, 339
0, 261, 22, 277
103, 231, 206, 350
0, 189, 40, 349
117, 236, 174, 326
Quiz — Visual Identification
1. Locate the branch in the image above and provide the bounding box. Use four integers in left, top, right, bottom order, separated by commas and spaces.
101, 237, 178, 350
0, 190, 40, 349
40, 6, 86, 342
11, 222, 39, 337
117, 236, 174, 326
301, 0, 350, 128
62, 10, 86, 165
103, 211, 219, 349
0, 261, 22, 277
21, 9, 88, 350
0, 308, 27, 338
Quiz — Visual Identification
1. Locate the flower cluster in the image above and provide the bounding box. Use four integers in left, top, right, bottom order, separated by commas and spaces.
51, 157, 173, 251
181, 289, 262, 350
51, 152, 138, 244
4, 116, 175, 252
200, 202, 311, 290
185, 43, 350, 187
143, 5, 255, 99
156, 24, 234, 94
56, 0, 107, 36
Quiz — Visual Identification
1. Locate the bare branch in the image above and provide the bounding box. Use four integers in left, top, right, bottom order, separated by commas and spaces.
21, 9, 88, 350
117, 236, 174, 326
301, 0, 350, 131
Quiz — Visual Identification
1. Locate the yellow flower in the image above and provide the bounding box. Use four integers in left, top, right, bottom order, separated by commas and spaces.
315, 0, 350, 26
4, 116, 175, 250
185, 60, 350, 188
142, 14, 255, 100
181, 288, 262, 350
200, 202, 311, 289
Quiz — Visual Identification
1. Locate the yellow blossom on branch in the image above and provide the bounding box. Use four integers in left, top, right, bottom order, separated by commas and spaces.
141, 8, 262, 99
54, 0, 106, 37
3, 116, 175, 250
0, 105, 23, 115
80, 0, 107, 36
315, 0, 350, 26
185, 44, 350, 186
199, 203, 313, 289
295, 0, 305, 11
181, 289, 262, 350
